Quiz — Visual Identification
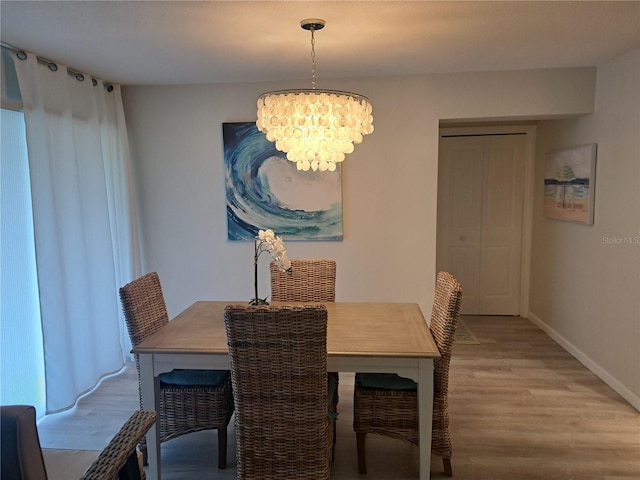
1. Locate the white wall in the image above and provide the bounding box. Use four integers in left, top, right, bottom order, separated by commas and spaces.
122, 67, 595, 322
530, 49, 640, 410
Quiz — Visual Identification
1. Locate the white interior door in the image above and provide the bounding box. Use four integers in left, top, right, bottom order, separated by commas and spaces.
437, 130, 526, 315
437, 136, 483, 313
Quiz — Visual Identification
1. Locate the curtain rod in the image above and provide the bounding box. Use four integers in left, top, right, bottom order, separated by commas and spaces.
1, 41, 115, 90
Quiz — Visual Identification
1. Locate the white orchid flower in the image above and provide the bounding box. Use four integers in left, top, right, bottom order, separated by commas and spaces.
272, 236, 286, 253
277, 251, 292, 272
252, 229, 292, 304
258, 229, 276, 246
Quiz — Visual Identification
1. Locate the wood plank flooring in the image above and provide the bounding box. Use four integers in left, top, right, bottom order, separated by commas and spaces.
37, 315, 640, 479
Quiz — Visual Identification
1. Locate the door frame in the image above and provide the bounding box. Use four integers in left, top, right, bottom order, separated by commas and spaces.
438, 124, 536, 317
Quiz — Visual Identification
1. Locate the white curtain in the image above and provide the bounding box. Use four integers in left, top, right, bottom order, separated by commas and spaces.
13, 52, 141, 413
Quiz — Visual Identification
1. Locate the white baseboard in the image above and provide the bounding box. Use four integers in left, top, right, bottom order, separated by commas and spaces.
527, 312, 640, 412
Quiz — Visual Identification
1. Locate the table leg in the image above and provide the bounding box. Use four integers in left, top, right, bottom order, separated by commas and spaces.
418, 358, 434, 480
139, 354, 162, 480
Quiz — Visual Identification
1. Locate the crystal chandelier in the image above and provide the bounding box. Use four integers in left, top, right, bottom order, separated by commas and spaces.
256, 19, 374, 172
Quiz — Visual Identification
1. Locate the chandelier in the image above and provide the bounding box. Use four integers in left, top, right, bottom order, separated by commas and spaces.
256, 19, 374, 172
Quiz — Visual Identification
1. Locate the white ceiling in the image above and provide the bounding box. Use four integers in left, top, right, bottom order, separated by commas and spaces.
1, 1, 639, 86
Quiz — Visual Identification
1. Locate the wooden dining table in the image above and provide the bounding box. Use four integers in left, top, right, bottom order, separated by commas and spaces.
132, 301, 440, 480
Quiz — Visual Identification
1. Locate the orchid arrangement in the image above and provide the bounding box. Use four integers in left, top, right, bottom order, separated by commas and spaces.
250, 229, 292, 305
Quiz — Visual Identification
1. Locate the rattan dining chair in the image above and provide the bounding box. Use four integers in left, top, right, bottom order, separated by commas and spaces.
270, 258, 336, 303
224, 304, 336, 480
270, 258, 340, 444
119, 272, 234, 469
352, 271, 462, 477
1, 405, 156, 480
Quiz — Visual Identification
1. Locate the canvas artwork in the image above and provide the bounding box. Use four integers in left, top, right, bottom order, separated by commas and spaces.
543, 144, 597, 225
223, 122, 343, 241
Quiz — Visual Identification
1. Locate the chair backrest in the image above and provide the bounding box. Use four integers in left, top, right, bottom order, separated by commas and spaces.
270, 259, 336, 302
1, 405, 47, 480
430, 271, 463, 397
119, 272, 169, 349
224, 304, 331, 480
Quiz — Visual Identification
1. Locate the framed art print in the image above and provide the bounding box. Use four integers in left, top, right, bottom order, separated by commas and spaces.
543, 143, 597, 225
223, 122, 343, 241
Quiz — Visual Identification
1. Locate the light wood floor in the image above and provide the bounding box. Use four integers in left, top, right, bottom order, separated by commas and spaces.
37, 315, 640, 479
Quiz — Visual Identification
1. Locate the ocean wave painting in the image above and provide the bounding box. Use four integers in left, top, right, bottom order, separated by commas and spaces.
223, 122, 343, 241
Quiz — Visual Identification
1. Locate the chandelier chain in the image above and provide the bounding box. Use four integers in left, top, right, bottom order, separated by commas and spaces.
310, 26, 316, 90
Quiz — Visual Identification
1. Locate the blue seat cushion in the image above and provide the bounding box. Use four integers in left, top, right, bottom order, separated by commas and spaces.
159, 369, 228, 386
358, 373, 417, 391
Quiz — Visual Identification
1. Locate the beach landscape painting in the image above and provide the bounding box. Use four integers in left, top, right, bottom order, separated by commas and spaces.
543, 144, 597, 225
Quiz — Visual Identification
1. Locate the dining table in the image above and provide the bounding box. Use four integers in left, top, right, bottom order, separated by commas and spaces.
132, 301, 440, 480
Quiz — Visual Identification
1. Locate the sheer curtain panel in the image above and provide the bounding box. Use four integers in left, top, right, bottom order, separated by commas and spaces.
0, 108, 46, 415
13, 52, 141, 413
